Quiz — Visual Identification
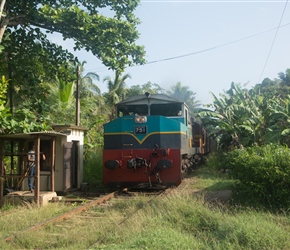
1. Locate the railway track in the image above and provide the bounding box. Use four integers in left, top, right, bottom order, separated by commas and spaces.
1, 187, 167, 249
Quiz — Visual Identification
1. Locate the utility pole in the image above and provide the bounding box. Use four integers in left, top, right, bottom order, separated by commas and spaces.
76, 65, 80, 126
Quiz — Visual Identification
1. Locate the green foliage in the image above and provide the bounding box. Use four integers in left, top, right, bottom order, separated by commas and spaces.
0, 75, 49, 134
96, 190, 290, 250
0, 28, 78, 117
103, 71, 131, 120
84, 116, 104, 148
224, 144, 290, 208
9, 109, 49, 133
1, 1, 145, 71
126, 81, 164, 97
256, 69, 290, 100
44, 75, 76, 124
199, 82, 265, 149
193, 162, 236, 191
0, 76, 13, 133
0, 201, 15, 211
199, 69, 290, 149
0, 75, 7, 101
167, 81, 200, 117
0, 1, 145, 130
265, 95, 290, 146
83, 146, 104, 189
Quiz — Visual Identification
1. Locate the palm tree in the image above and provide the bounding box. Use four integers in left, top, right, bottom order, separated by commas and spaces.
103, 71, 130, 120
46, 63, 105, 125
46, 76, 76, 124
77, 65, 108, 124
78, 63, 101, 98
126, 81, 164, 97
167, 82, 200, 117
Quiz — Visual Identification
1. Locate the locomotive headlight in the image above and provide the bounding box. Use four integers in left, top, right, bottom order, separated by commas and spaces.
135, 116, 147, 123
135, 116, 141, 123
140, 116, 147, 123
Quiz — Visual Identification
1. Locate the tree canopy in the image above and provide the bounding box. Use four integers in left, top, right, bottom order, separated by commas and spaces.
0, 0, 145, 71
0, 0, 146, 133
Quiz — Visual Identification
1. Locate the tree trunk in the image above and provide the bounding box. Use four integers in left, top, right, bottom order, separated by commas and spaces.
0, 0, 7, 42
0, 19, 8, 44
0, 0, 6, 21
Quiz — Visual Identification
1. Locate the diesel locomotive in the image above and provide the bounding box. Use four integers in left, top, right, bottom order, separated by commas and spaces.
103, 93, 213, 188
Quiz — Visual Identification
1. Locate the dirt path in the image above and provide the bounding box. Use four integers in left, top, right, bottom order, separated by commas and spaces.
177, 177, 233, 203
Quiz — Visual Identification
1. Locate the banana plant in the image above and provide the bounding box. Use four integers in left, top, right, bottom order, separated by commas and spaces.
199, 82, 265, 149
265, 96, 290, 145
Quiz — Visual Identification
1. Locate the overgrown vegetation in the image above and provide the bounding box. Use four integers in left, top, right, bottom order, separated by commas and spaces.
205, 145, 290, 209
83, 146, 104, 191
199, 70, 290, 149
1, 165, 289, 249
97, 191, 289, 250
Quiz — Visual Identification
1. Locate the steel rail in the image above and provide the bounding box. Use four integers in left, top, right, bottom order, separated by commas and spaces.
3, 190, 120, 243
88, 188, 166, 249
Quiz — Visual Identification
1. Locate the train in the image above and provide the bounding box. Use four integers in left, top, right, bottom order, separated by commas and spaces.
103, 93, 215, 188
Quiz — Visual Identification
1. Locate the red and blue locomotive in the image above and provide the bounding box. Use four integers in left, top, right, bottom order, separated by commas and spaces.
103, 93, 212, 188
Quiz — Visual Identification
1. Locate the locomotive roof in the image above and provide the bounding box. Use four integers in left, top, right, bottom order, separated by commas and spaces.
117, 94, 186, 106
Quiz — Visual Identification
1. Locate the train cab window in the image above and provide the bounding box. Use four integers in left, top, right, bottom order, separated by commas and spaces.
117, 105, 148, 117
150, 103, 182, 116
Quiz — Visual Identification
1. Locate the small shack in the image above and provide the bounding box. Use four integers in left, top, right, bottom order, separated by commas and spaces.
0, 125, 87, 206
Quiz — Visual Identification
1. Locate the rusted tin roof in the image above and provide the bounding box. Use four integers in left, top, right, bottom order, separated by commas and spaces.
0, 131, 68, 139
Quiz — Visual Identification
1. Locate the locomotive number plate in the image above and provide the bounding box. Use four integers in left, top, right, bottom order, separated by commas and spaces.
135, 126, 147, 134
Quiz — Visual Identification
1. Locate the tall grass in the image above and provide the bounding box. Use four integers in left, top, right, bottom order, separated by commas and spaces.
1, 159, 289, 249
0, 202, 73, 239
83, 146, 104, 190
92, 190, 290, 250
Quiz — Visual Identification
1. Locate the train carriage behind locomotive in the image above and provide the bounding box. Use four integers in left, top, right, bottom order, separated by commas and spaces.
103, 93, 210, 187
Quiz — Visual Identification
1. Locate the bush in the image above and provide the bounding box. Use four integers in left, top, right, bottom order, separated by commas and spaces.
225, 144, 290, 207
83, 146, 104, 190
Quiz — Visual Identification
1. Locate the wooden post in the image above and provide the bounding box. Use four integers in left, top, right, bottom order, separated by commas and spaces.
51, 138, 55, 192
34, 137, 40, 206
0, 140, 4, 204
10, 141, 14, 188
18, 140, 25, 190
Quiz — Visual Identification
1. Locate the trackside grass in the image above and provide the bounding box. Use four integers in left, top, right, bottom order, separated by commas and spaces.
0, 165, 289, 249
89, 168, 289, 250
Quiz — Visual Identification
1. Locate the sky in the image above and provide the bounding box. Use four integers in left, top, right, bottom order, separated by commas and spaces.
54, 0, 290, 105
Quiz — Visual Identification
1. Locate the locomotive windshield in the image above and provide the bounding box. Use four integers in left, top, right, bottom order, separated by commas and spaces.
150, 103, 182, 116
117, 103, 183, 117
117, 104, 148, 117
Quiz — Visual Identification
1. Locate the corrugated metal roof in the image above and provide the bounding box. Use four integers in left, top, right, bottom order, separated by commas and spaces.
0, 131, 68, 139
